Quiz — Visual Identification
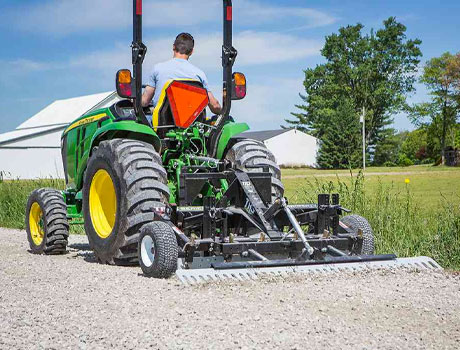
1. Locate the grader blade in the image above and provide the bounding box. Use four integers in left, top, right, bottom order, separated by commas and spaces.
175, 256, 442, 286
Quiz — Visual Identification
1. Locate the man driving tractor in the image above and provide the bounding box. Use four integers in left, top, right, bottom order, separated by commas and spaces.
142, 32, 222, 124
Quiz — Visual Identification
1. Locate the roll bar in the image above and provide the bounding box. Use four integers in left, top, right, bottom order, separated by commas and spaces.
128, 0, 238, 126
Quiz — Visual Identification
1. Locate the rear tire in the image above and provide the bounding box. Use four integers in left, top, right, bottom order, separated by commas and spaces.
225, 139, 284, 202
82, 139, 169, 265
25, 188, 69, 254
138, 221, 178, 278
340, 215, 374, 255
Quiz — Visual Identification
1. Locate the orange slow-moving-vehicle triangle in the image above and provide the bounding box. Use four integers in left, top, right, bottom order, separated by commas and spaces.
167, 81, 209, 129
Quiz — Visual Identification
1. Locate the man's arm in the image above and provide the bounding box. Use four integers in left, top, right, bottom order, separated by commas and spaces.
208, 91, 222, 115
142, 86, 155, 107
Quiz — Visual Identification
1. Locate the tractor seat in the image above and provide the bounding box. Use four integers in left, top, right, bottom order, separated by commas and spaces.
151, 79, 209, 133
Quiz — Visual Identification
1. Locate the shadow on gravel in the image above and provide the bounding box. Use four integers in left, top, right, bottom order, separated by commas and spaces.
69, 243, 91, 251
67, 243, 98, 263
78, 252, 98, 263
67, 243, 140, 266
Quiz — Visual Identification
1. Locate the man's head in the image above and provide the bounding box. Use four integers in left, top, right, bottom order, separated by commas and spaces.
173, 33, 194, 59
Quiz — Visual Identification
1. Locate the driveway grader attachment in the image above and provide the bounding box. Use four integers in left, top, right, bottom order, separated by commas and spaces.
137, 168, 442, 285
25, 0, 442, 284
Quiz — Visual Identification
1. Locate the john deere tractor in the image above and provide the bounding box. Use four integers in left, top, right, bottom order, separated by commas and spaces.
26, 0, 437, 283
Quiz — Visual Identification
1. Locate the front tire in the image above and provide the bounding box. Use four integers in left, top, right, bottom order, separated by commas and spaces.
138, 221, 178, 278
82, 139, 169, 265
340, 215, 375, 255
25, 188, 69, 254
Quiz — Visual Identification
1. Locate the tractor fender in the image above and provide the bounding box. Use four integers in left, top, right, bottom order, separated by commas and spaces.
89, 121, 162, 153
216, 122, 250, 159
75, 121, 161, 190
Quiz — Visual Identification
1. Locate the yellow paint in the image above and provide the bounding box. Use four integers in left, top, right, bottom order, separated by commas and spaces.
29, 202, 44, 246
89, 169, 117, 239
152, 80, 174, 131
64, 113, 107, 134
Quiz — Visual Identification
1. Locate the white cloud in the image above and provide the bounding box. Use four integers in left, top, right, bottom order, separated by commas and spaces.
4, 0, 336, 35
234, 31, 321, 65
237, 1, 336, 28
67, 31, 320, 75
0, 59, 61, 86
10, 0, 130, 35
2, 59, 54, 73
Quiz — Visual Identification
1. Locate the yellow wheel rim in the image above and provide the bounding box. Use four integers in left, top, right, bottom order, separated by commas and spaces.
29, 202, 45, 246
89, 169, 117, 239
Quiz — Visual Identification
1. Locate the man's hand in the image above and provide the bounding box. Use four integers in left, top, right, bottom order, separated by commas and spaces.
208, 91, 222, 115
142, 86, 155, 107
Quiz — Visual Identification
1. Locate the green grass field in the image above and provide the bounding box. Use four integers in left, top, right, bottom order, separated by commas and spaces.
283, 165, 460, 212
0, 165, 459, 269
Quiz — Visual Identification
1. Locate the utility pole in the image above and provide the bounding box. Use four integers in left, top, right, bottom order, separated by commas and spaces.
360, 106, 366, 171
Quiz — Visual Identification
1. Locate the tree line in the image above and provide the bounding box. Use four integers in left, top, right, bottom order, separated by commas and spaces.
286, 17, 460, 168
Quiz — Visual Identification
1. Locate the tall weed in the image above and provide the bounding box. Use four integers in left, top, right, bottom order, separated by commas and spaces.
294, 171, 459, 269
0, 178, 65, 229
0, 175, 458, 268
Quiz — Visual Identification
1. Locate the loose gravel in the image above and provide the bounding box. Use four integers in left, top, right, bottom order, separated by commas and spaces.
0, 227, 459, 350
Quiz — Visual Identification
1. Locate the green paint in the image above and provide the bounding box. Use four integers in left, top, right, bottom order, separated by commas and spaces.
61, 101, 248, 212
90, 120, 161, 151
62, 105, 162, 191
216, 122, 249, 159
62, 107, 115, 190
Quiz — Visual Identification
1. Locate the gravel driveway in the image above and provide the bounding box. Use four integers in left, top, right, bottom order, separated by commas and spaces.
0, 227, 459, 350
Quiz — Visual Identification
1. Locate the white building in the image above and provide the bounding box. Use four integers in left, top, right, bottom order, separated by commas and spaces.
0, 92, 119, 179
241, 129, 318, 167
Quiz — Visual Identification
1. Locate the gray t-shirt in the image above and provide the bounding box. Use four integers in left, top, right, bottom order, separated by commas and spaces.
147, 58, 209, 106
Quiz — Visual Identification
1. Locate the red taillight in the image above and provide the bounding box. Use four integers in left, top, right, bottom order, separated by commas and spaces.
226, 6, 232, 21
118, 83, 132, 97
235, 85, 246, 99
136, 0, 142, 15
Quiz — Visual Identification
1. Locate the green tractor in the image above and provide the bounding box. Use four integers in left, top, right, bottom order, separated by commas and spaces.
25, 0, 438, 283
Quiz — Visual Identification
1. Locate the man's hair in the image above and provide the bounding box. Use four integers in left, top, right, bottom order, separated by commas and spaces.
174, 33, 194, 56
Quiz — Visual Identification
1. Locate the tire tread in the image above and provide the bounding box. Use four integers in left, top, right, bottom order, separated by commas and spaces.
139, 222, 178, 278
340, 214, 375, 255
226, 138, 284, 201
26, 188, 69, 254
84, 139, 169, 265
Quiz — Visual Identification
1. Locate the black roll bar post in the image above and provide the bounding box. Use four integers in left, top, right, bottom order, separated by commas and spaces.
221, 0, 237, 119
132, 0, 149, 125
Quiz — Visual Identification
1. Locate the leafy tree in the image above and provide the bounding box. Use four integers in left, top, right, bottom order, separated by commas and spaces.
287, 18, 422, 168
408, 52, 460, 164
373, 130, 407, 166
400, 129, 429, 162
316, 98, 362, 168
373, 128, 431, 166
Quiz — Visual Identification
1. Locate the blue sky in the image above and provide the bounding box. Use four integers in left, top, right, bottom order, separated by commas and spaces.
0, 0, 458, 134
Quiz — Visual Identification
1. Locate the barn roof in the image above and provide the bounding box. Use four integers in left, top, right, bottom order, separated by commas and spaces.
240, 129, 292, 142
0, 91, 119, 147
